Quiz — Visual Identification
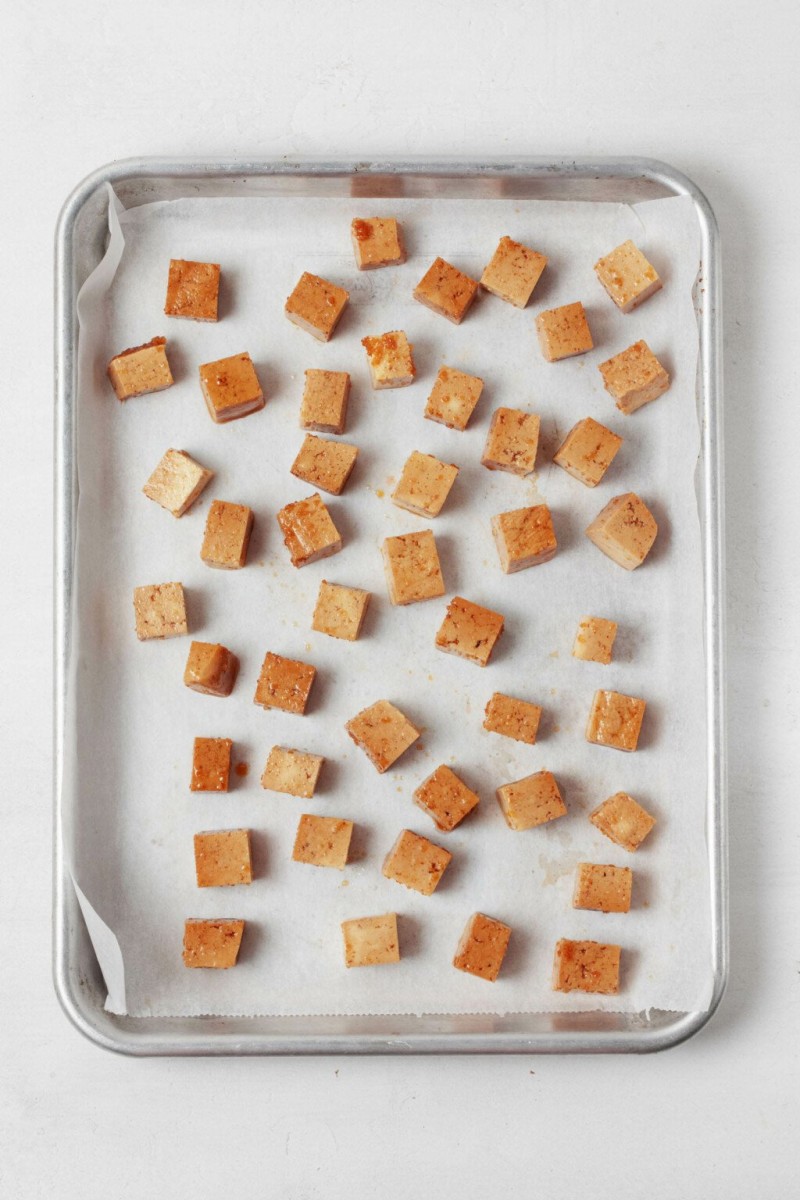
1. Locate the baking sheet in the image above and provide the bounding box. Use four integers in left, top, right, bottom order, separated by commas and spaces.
65, 187, 712, 1016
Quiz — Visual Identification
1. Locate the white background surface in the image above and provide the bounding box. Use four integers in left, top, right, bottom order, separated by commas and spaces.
1, 1, 798, 1195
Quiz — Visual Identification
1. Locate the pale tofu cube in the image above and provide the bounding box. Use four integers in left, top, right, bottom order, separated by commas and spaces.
496, 770, 567, 831
277, 492, 343, 567
453, 912, 512, 982
300, 369, 351, 434
434, 596, 504, 667
194, 829, 252, 887
190, 737, 232, 792
572, 617, 618, 665
413, 764, 480, 832
598, 340, 671, 414
552, 938, 621, 994
345, 699, 421, 773
586, 690, 646, 752
413, 257, 479, 324
483, 692, 542, 745
594, 240, 662, 313
199, 352, 265, 423
392, 452, 459, 518
573, 863, 633, 913
200, 500, 254, 569
254, 652, 317, 715
342, 913, 400, 967
492, 504, 557, 573
382, 529, 445, 605
481, 408, 540, 476
589, 792, 656, 852
553, 417, 623, 487
293, 814, 353, 868
424, 366, 484, 430
133, 581, 188, 640
107, 337, 174, 401
285, 272, 349, 341
351, 217, 406, 269
142, 448, 214, 517
261, 746, 324, 798
183, 641, 239, 697
164, 259, 220, 322
535, 302, 594, 362
480, 236, 547, 307
290, 434, 359, 496
586, 492, 658, 570
362, 331, 416, 389
183, 919, 245, 968
382, 829, 452, 895
312, 580, 370, 642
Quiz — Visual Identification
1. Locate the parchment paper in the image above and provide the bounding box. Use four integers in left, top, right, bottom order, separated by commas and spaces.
65, 186, 713, 1016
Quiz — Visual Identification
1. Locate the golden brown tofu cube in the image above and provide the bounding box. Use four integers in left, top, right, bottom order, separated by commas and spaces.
424, 366, 484, 431
535, 302, 594, 362
183, 641, 239, 697
594, 240, 662, 313
142, 448, 214, 517
133, 581, 188, 641
164, 259, 220, 322
107, 337, 174, 401
496, 770, 566, 831
277, 493, 343, 568
492, 504, 557, 573
392, 451, 459, 519
199, 352, 265, 423
553, 417, 623, 487
342, 913, 400, 967
586, 492, 658, 570
598, 340, 671, 414
573, 863, 633, 914
194, 829, 252, 887
434, 596, 504, 667
453, 912, 512, 982
382, 529, 445, 606
300, 369, 351, 434
183, 918, 244, 968
413, 257, 479, 324
589, 792, 656, 852
552, 938, 621, 994
483, 692, 542, 745
382, 829, 452, 896
586, 690, 646, 752
480, 236, 547, 308
312, 580, 370, 642
345, 699, 421, 773
254, 652, 317, 715
261, 746, 324, 799
481, 407, 540, 476
200, 500, 254, 569
290, 433, 359, 496
413, 764, 479, 832
362, 331, 416, 389
293, 813, 353, 869
572, 617, 618, 665
190, 737, 232, 792
285, 272, 349, 341
351, 217, 406, 269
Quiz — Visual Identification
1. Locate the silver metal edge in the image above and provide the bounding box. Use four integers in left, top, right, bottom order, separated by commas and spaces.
53, 156, 726, 1055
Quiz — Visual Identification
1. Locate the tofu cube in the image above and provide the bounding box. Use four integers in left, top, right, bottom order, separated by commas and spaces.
351, 217, 406, 269
312, 580, 370, 641
392, 452, 459, 519
496, 770, 567, 831
254, 652, 317, 715
453, 912, 512, 982
594, 240, 662, 313
142, 448, 214, 517
199, 352, 265, 423
535, 302, 594, 362
300, 369, 350, 434
553, 417, 623, 487
133, 581, 188, 641
194, 829, 252, 887
480, 236, 547, 308
362, 331, 416, 389
290, 433, 359, 496
285, 271, 349, 341
200, 500, 254, 569
424, 366, 484, 431
107, 337, 174, 401
182, 919, 245, 968
277, 493, 342, 567
483, 692, 542, 745
345, 699, 421, 773
413, 257, 479, 324
382, 529, 445, 606
589, 792, 656, 852
382, 829, 452, 896
342, 913, 400, 967
586, 690, 646, 752
434, 596, 504, 667
183, 641, 239, 697
492, 504, 557, 573
164, 258, 220, 322
261, 746, 324, 799
585, 492, 658, 570
573, 863, 633, 913
481, 408, 540, 476
413, 764, 480, 832
552, 938, 621, 994
598, 340, 671, 414
572, 616, 618, 665
190, 737, 232, 792
293, 813, 353, 869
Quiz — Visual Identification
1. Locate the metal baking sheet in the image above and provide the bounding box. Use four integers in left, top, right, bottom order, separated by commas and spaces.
54, 157, 727, 1054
